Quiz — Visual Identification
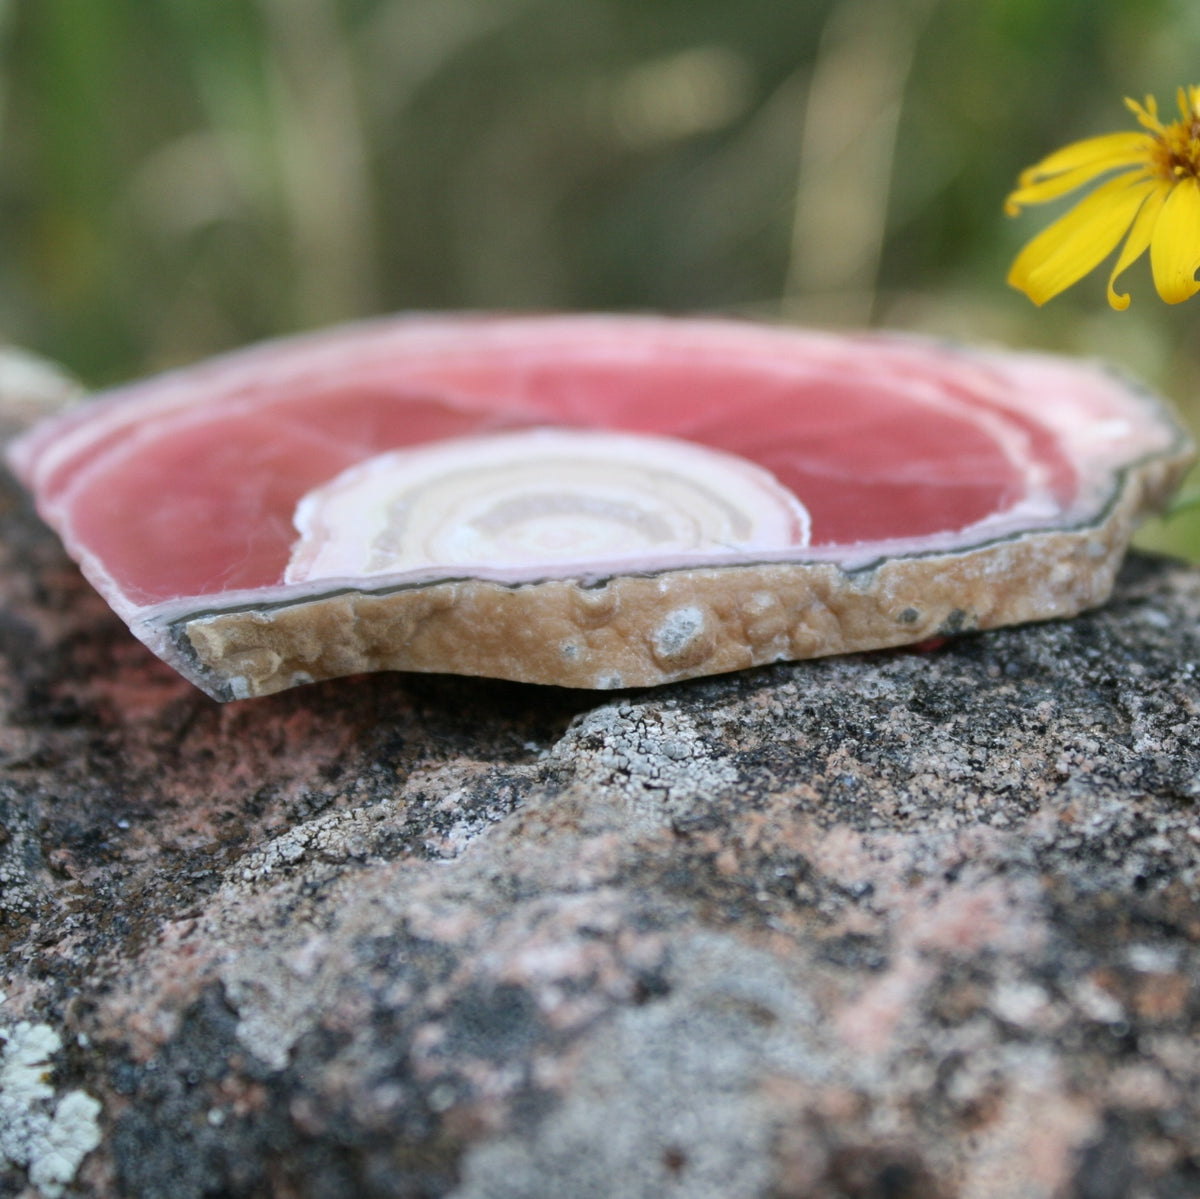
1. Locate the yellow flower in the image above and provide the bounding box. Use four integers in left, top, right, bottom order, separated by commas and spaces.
1006, 86, 1200, 309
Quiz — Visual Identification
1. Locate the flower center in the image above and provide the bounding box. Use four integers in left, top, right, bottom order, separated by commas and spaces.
1152, 116, 1200, 180
1130, 86, 1200, 181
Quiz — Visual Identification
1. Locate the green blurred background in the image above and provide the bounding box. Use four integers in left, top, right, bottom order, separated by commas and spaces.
4, 0, 1200, 556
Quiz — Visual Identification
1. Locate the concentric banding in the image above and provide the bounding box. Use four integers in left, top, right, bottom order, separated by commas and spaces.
285, 428, 811, 584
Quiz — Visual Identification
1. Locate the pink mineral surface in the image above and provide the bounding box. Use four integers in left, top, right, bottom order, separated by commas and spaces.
7, 315, 1193, 700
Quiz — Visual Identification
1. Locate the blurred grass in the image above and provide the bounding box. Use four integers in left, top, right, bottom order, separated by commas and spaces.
3, 0, 1200, 557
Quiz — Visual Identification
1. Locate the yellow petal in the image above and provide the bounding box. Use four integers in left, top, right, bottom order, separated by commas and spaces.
1150, 177, 1200, 303
1006, 149, 1155, 215
1107, 181, 1170, 309
1016, 131, 1155, 189
1007, 173, 1157, 306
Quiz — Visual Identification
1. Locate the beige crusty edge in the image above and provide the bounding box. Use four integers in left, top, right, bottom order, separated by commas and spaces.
165, 441, 1192, 702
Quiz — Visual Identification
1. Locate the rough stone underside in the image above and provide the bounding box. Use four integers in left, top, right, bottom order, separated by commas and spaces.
2, 404, 1200, 1197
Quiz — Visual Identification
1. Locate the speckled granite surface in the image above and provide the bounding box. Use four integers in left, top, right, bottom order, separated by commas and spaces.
2, 382, 1200, 1197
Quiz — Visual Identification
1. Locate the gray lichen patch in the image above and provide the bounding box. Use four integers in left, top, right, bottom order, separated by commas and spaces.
544, 701, 738, 831
0, 1005, 102, 1198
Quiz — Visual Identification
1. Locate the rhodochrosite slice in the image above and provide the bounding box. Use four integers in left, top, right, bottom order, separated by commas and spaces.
8, 315, 1192, 700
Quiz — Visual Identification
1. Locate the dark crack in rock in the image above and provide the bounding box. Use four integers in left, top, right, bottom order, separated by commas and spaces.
3, 385, 1200, 1196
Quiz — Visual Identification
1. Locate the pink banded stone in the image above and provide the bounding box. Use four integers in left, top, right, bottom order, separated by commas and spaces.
8, 315, 1193, 700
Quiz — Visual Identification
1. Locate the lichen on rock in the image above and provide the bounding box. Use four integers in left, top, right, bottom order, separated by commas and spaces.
0, 1005, 102, 1199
